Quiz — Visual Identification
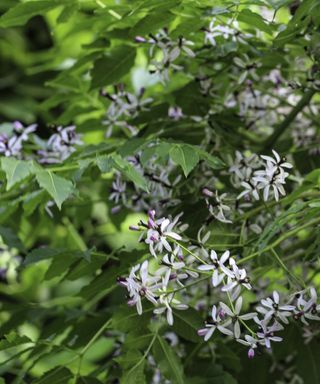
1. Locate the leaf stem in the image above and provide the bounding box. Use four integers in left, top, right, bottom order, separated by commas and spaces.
263, 88, 316, 150
239, 216, 320, 264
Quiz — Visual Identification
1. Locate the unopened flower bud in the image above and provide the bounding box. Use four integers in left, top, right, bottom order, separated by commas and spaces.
129, 225, 140, 231
135, 36, 146, 43
202, 188, 214, 197
248, 348, 255, 359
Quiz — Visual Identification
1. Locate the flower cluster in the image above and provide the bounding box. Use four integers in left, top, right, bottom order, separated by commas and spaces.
202, 189, 232, 224
108, 153, 181, 215
135, 28, 195, 83
203, 18, 251, 47
38, 125, 82, 163
0, 121, 82, 163
0, 121, 36, 158
236, 149, 293, 201
101, 85, 153, 137
120, 206, 320, 359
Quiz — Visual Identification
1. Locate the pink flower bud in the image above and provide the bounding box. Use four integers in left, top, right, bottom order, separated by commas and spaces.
218, 309, 225, 319
111, 206, 121, 214
129, 225, 140, 231
13, 121, 23, 130
135, 36, 146, 43
197, 328, 208, 337
248, 348, 255, 359
127, 299, 136, 307
202, 188, 214, 197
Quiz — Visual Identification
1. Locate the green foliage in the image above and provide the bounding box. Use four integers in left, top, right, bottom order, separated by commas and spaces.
91, 46, 136, 88
153, 336, 185, 384
169, 144, 200, 177
35, 171, 74, 209
1, 158, 31, 190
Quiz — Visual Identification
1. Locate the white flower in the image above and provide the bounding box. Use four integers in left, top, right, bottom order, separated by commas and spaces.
253, 150, 293, 201
162, 254, 185, 270
168, 106, 183, 121
198, 305, 233, 341
237, 179, 260, 201
260, 150, 293, 174
142, 210, 183, 257
294, 287, 320, 325
204, 19, 251, 47
229, 151, 260, 187
256, 291, 295, 324
13, 121, 37, 142
203, 190, 232, 224
238, 149, 293, 202
255, 318, 283, 349
221, 258, 251, 297
198, 250, 231, 287
172, 37, 195, 58
156, 253, 189, 286
109, 173, 127, 205
121, 261, 159, 315
153, 269, 188, 325
219, 296, 256, 338
0, 134, 22, 157
234, 55, 260, 84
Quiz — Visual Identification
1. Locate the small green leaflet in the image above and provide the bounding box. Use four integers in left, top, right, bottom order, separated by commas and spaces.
0, 331, 32, 351
1, 158, 31, 190
97, 154, 149, 192
0, 226, 25, 252
153, 335, 184, 384
23, 190, 47, 216
34, 367, 73, 384
129, 11, 175, 37
197, 149, 225, 169
169, 144, 199, 177
172, 308, 203, 342
35, 170, 74, 209
91, 46, 136, 88
119, 351, 147, 384
237, 9, 273, 35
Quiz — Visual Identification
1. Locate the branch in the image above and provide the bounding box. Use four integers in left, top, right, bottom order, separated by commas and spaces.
263, 88, 316, 150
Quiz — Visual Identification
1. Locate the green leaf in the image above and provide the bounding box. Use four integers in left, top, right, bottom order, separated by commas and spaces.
98, 154, 149, 191
1, 158, 31, 190
113, 155, 149, 191
57, 2, 78, 23
172, 308, 203, 343
0, 226, 25, 252
35, 171, 74, 209
23, 190, 47, 216
0, 331, 32, 351
0, 0, 65, 28
296, 339, 320, 384
237, 9, 273, 35
34, 366, 73, 384
153, 336, 184, 384
121, 363, 146, 384
96, 156, 113, 173
120, 351, 147, 384
130, 11, 175, 37
197, 150, 225, 169
91, 46, 136, 88
44, 249, 93, 281
169, 144, 199, 177
24, 247, 66, 266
